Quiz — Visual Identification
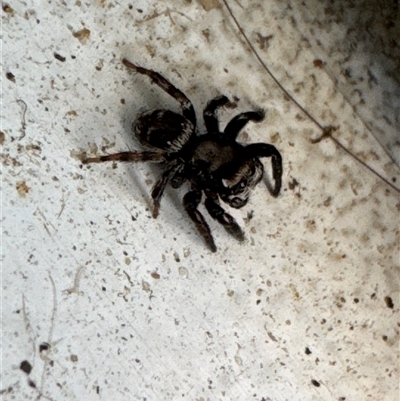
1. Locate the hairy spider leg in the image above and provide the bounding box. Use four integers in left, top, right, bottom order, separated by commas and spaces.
204, 197, 245, 242
183, 190, 217, 252
245, 143, 283, 197
122, 58, 196, 125
203, 95, 230, 133
224, 111, 265, 140
151, 161, 182, 218
82, 151, 165, 164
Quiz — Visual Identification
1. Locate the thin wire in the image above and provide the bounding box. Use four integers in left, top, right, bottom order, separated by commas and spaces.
221, 0, 400, 193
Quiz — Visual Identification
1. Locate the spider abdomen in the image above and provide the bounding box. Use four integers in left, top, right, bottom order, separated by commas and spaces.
134, 110, 194, 151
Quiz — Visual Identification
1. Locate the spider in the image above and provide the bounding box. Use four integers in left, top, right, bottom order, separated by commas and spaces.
82, 58, 283, 252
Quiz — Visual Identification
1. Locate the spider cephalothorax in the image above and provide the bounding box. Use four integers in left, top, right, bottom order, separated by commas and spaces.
82, 59, 283, 252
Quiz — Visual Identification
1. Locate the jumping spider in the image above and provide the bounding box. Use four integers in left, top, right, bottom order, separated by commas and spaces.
82, 58, 283, 252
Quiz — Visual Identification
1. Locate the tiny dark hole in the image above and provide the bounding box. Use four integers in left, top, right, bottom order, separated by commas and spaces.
28, 379, 36, 388
6, 72, 15, 82
305, 347, 312, 355
39, 342, 50, 352
384, 296, 394, 309
311, 379, 320, 387
20, 360, 32, 375
54, 53, 66, 62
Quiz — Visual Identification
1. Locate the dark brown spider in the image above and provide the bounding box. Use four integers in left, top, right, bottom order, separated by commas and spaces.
82, 58, 282, 252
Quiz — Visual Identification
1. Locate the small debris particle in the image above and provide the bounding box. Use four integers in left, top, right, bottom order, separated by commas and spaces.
142, 280, 151, 292
178, 266, 188, 277
227, 289, 234, 297
28, 380, 36, 388
6, 72, 15, 82
72, 28, 91, 44
311, 379, 320, 387
54, 53, 66, 62
151, 272, 160, 279
234, 356, 243, 366
20, 360, 32, 375
0, 131, 5, 144
70, 354, 78, 362
173, 252, 180, 262
2, 3, 14, 13
39, 342, 50, 352
95, 59, 104, 71
305, 347, 312, 355
202, 29, 210, 42
16, 181, 30, 197
384, 296, 394, 309
288, 178, 299, 190
289, 283, 301, 300
313, 59, 325, 68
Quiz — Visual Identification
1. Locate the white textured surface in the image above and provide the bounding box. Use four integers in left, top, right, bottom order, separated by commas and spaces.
2, 1, 399, 400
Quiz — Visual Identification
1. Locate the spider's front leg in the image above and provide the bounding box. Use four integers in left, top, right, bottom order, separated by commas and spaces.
183, 190, 217, 252
204, 197, 245, 242
245, 143, 283, 197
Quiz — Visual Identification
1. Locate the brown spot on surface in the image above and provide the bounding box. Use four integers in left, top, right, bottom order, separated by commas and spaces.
2, 3, 14, 13
16, 181, 30, 197
73, 28, 91, 44
199, 0, 220, 11
313, 59, 325, 68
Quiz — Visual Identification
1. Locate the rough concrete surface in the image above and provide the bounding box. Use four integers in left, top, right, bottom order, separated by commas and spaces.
2, 1, 399, 400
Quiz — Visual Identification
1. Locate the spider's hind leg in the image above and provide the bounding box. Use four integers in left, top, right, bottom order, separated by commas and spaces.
151, 161, 183, 218
123, 58, 196, 124
203, 95, 229, 133
81, 151, 165, 164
